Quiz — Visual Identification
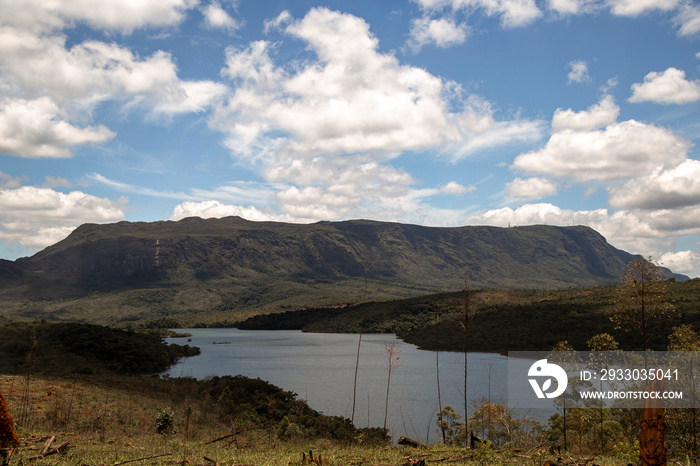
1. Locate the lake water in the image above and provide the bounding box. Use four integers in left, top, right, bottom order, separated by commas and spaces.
162, 329, 548, 443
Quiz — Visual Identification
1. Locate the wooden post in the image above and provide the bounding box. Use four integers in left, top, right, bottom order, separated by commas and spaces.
640, 379, 666, 466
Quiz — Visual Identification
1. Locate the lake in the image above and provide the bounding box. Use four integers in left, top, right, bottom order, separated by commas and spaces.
162, 329, 548, 443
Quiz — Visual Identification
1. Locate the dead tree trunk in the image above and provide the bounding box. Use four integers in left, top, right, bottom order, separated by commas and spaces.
640, 379, 666, 466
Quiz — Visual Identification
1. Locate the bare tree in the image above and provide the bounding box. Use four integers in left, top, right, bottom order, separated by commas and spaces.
549, 340, 577, 452
382, 342, 401, 432
435, 305, 445, 443
587, 333, 620, 452
461, 282, 476, 446
351, 261, 374, 428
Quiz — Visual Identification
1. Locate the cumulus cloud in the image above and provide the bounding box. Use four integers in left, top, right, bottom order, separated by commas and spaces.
551, 95, 618, 132
0, 1, 228, 159
265, 155, 420, 222
201, 1, 241, 32
674, 3, 700, 36
209, 8, 545, 224
263, 10, 292, 33
629, 67, 700, 104
0, 172, 25, 189
408, 16, 469, 51
567, 60, 590, 84
1, 0, 196, 34
546, 0, 600, 15
0, 32, 228, 112
0, 97, 115, 158
440, 181, 473, 194
169, 200, 288, 222
216, 8, 541, 161
0, 185, 125, 249
608, 159, 700, 210
0, 26, 227, 157
608, 0, 680, 17
413, 0, 542, 28
660, 250, 700, 276
506, 177, 558, 199
513, 96, 690, 181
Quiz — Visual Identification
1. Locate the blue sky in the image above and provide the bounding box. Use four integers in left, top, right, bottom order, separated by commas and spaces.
2, 0, 700, 277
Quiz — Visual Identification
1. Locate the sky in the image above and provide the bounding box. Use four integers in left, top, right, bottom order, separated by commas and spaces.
1, 0, 700, 278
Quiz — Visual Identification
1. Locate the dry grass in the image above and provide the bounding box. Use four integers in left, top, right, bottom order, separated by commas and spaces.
1, 375, 646, 465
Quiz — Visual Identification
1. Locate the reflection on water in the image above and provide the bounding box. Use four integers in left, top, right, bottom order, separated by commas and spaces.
163, 329, 546, 442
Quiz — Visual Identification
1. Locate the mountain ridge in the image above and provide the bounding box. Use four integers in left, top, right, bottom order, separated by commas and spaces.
0, 216, 685, 325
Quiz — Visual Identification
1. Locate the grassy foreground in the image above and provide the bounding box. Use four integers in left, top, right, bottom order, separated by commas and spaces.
2, 374, 642, 466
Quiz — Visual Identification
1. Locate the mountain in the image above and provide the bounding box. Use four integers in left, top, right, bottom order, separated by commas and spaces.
0, 216, 683, 325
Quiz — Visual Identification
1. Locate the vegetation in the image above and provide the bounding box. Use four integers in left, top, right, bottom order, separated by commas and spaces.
3, 274, 700, 463
239, 278, 700, 352
0, 217, 666, 326
2, 372, 651, 465
0, 319, 200, 376
612, 256, 678, 351
1, 373, 393, 466
1, 217, 698, 464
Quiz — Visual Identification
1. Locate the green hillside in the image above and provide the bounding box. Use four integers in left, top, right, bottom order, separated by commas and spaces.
0, 317, 200, 376
0, 216, 674, 325
238, 278, 700, 352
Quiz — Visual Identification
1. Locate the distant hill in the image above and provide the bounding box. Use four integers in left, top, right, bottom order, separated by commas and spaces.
0, 216, 684, 325
239, 279, 700, 352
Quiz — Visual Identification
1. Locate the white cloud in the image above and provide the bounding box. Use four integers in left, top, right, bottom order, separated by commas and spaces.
674, 3, 700, 36
660, 250, 700, 277
153, 80, 229, 114
408, 16, 469, 51
488, 0, 544, 26
547, 0, 599, 15
567, 60, 591, 84
208, 8, 545, 226
608, 0, 679, 17
413, 0, 542, 28
0, 185, 125, 249
201, 1, 241, 32
43, 176, 74, 188
466, 202, 568, 226
643, 204, 700, 235
266, 155, 419, 222
513, 96, 691, 181
506, 177, 558, 199
600, 76, 619, 94
440, 181, 474, 194
551, 95, 618, 132
629, 67, 700, 104
169, 200, 288, 222
215, 8, 541, 162
0, 33, 227, 111
0, 97, 115, 158
264, 11, 293, 34
220, 40, 283, 90
1, 0, 196, 34
608, 159, 700, 209
0, 172, 25, 189
0, 26, 227, 157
